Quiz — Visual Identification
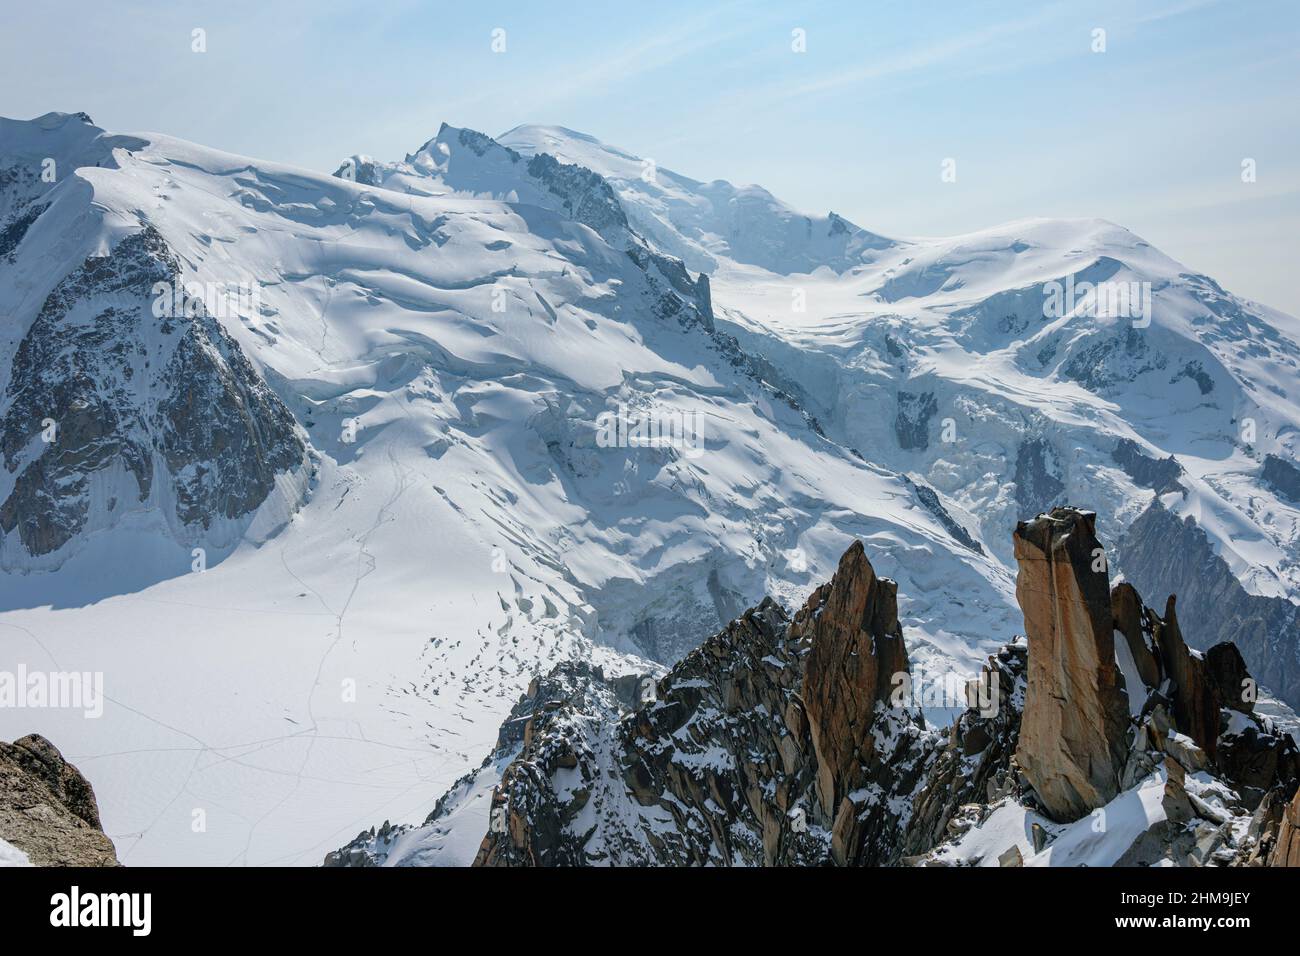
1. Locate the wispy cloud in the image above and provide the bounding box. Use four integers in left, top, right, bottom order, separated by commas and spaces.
1132, 0, 1223, 25
781, 2, 1071, 100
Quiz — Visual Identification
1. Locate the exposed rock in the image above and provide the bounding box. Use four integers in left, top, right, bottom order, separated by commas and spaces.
1149, 597, 1220, 760
796, 540, 912, 824
1262, 453, 1300, 503
1119, 499, 1300, 711
905, 641, 1027, 853
1111, 582, 1162, 692
1060, 320, 1167, 395
903, 476, 985, 555
1205, 642, 1254, 713
1135, 598, 1298, 805
1216, 722, 1299, 809
1110, 577, 1298, 809
526, 151, 630, 239
1111, 438, 1184, 494
1267, 788, 1300, 866
894, 390, 937, 451
471, 541, 934, 867
1161, 756, 1194, 825
0, 226, 305, 563
335, 513, 1300, 869
0, 734, 118, 866
1013, 438, 1065, 517
1012, 508, 1130, 821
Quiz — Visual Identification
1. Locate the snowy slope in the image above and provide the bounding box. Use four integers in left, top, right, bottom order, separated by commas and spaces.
500, 125, 1300, 690
497, 124, 894, 277
0, 114, 1019, 865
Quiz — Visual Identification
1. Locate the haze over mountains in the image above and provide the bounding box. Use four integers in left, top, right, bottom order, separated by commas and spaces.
0, 110, 1297, 866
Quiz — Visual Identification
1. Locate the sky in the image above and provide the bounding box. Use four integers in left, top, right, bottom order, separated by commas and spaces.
3, 0, 1298, 313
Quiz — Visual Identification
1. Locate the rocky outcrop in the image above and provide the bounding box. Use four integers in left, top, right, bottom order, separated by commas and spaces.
0, 225, 305, 563
1150, 596, 1221, 761
1262, 454, 1300, 503
904, 476, 985, 555
1111, 438, 1184, 494
334, 512, 1300, 868
472, 541, 935, 867
0, 734, 118, 866
904, 640, 1028, 855
1012, 508, 1130, 821
1013, 438, 1065, 517
1119, 499, 1300, 711
797, 541, 911, 824
894, 390, 937, 450
1111, 582, 1162, 691
1268, 789, 1300, 866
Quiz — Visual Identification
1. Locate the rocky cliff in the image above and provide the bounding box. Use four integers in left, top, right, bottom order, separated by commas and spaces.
1119, 499, 1300, 715
471, 540, 935, 867
0, 223, 307, 567
1011, 509, 1130, 821
0, 734, 118, 866
330, 507, 1300, 867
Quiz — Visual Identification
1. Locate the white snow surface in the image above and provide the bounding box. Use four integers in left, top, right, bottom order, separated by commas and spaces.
934, 770, 1171, 868
0, 836, 31, 867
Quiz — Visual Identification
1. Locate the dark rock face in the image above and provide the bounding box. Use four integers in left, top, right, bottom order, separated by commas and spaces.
1119, 499, 1300, 711
0, 159, 53, 262
894, 390, 937, 451
1111, 438, 1184, 494
1011, 508, 1130, 822
1112, 582, 1162, 691
322, 660, 640, 868
1262, 454, 1300, 503
0, 734, 118, 866
1013, 438, 1065, 517
1110, 579, 1297, 813
1061, 325, 1166, 395
0, 225, 305, 561
526, 152, 630, 239
1171, 360, 1214, 395
1152, 596, 1222, 761
0, 201, 46, 260
904, 477, 984, 554
478, 602, 804, 866
332, 156, 381, 186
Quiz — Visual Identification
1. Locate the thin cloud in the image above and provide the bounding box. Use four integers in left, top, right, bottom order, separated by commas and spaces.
782, 3, 1071, 100
1132, 0, 1223, 25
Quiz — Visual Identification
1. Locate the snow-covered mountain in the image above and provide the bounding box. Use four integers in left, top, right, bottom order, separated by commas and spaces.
1, 112, 1297, 867
495, 125, 1300, 708
0, 113, 1016, 866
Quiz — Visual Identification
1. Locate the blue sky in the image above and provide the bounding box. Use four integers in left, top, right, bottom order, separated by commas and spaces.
3, 0, 1298, 312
